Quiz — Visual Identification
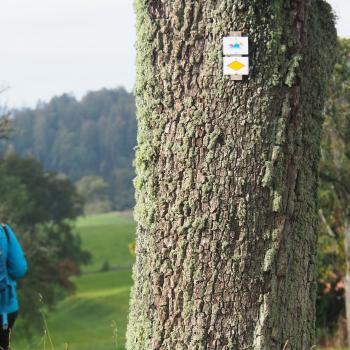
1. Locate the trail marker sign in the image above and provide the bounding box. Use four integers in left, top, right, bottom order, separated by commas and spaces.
223, 57, 249, 76
223, 31, 249, 80
223, 36, 249, 55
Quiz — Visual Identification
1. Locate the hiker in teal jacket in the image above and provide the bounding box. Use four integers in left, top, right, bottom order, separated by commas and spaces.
0, 224, 27, 350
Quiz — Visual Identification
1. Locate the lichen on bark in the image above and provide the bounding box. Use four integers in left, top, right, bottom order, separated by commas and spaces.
127, 1, 336, 349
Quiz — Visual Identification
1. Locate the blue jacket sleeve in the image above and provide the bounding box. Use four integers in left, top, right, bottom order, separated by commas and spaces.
6, 225, 28, 280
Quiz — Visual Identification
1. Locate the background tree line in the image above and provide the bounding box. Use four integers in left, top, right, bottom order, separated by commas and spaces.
2, 87, 137, 212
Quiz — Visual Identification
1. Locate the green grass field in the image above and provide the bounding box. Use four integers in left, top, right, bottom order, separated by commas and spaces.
13, 212, 136, 350
76, 212, 135, 272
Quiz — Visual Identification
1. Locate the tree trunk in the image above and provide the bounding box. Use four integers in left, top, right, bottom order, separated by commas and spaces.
127, 1, 336, 349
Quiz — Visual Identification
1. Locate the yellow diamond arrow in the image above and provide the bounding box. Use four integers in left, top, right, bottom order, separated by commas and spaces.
227, 60, 245, 71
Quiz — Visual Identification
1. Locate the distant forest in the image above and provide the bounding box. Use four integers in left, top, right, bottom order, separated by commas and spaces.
3, 87, 137, 211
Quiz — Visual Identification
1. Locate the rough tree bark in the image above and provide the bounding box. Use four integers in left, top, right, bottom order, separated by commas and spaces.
127, 1, 336, 349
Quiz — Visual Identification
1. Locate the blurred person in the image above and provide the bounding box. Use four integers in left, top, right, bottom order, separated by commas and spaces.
0, 224, 27, 350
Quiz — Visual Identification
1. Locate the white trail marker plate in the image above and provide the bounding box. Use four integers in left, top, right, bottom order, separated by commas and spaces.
223, 56, 249, 76
223, 36, 249, 55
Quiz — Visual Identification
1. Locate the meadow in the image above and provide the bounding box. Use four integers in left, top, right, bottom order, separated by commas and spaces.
12, 212, 136, 350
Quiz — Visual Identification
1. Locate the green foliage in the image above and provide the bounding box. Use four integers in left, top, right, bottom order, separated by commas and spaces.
0, 117, 13, 140
317, 38, 350, 339
100, 260, 111, 272
2, 88, 137, 211
0, 153, 90, 335
76, 176, 112, 215
0, 154, 83, 224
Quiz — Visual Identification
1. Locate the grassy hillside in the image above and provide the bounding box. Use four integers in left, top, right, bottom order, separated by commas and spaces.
76, 212, 135, 272
13, 212, 135, 350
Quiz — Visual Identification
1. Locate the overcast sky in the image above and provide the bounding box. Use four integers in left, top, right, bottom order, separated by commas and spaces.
0, 0, 349, 108
0, 0, 136, 108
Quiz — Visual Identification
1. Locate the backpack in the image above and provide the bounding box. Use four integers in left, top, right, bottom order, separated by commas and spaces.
0, 224, 11, 329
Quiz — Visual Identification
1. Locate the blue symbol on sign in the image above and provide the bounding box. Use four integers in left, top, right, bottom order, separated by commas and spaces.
229, 42, 244, 50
